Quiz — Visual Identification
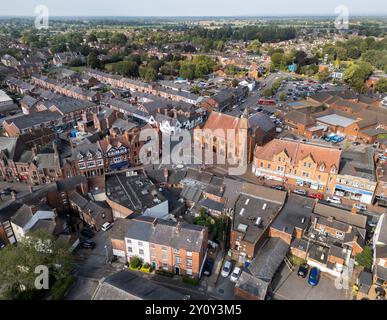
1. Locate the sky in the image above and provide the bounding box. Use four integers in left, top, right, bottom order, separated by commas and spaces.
0, 0, 386, 17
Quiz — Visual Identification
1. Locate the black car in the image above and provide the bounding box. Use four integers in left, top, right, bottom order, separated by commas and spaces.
297, 264, 309, 278
80, 229, 95, 239
203, 259, 215, 276
80, 240, 96, 250
0, 188, 17, 196
271, 185, 286, 191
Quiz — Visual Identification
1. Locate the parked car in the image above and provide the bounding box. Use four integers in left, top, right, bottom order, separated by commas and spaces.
353, 203, 367, 212
221, 261, 232, 278
203, 259, 215, 276
308, 267, 320, 286
271, 185, 286, 191
101, 222, 113, 232
309, 193, 324, 200
297, 264, 309, 278
80, 229, 95, 239
80, 240, 96, 250
230, 267, 242, 283
0, 188, 17, 196
327, 196, 341, 205
293, 189, 307, 196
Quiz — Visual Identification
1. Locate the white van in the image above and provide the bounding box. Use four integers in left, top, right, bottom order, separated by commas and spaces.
101, 222, 113, 232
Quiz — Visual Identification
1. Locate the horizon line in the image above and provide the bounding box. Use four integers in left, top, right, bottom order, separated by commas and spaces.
1, 14, 387, 18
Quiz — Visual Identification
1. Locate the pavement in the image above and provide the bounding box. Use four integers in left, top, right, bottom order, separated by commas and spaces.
271, 264, 349, 300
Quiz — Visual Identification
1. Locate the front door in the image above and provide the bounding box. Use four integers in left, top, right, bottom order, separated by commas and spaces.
175, 266, 180, 275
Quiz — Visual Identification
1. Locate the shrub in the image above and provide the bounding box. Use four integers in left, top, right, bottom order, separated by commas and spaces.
155, 270, 174, 277
129, 256, 142, 270
140, 263, 152, 273
182, 276, 200, 286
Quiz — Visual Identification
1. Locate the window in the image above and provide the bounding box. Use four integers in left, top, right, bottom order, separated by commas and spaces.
162, 263, 168, 271
78, 162, 86, 170
139, 249, 144, 255
127, 247, 133, 253
175, 256, 182, 264
138, 241, 143, 247
126, 239, 132, 244
186, 251, 192, 257
173, 248, 179, 254
186, 259, 192, 267
186, 268, 193, 276
268, 164, 271, 169
150, 243, 155, 248
162, 253, 168, 260
260, 162, 264, 167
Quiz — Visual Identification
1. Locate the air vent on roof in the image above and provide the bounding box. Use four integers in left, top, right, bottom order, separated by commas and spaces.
262, 203, 267, 210
239, 208, 245, 216
301, 217, 306, 224
141, 189, 149, 195
255, 217, 262, 227
245, 198, 250, 205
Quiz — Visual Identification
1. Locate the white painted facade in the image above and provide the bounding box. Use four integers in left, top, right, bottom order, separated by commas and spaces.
124, 237, 151, 263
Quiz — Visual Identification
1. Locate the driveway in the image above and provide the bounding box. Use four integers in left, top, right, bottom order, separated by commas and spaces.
73, 227, 122, 279
271, 264, 349, 300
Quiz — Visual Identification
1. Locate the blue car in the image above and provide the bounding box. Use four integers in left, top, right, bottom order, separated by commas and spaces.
308, 267, 320, 286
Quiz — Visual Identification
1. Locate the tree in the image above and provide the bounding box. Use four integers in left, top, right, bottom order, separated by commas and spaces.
87, 52, 99, 69
376, 78, 387, 93
231, 79, 239, 88
343, 61, 373, 92
247, 40, 261, 54
262, 87, 274, 98
0, 230, 72, 299
143, 68, 158, 82
271, 52, 284, 69
279, 92, 286, 101
114, 61, 139, 77
317, 69, 331, 82
180, 62, 196, 80
86, 33, 98, 43
355, 247, 373, 269
111, 32, 128, 45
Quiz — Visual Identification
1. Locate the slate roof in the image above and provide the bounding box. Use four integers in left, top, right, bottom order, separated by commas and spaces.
272, 194, 314, 235
93, 270, 185, 300
235, 271, 269, 300
126, 216, 207, 253
247, 237, 289, 282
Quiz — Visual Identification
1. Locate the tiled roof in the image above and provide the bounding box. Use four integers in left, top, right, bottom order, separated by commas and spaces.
254, 139, 341, 174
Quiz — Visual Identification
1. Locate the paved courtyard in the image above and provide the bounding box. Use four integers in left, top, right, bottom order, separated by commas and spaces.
271, 264, 350, 300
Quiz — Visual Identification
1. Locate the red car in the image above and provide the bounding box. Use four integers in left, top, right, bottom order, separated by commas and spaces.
309, 193, 324, 200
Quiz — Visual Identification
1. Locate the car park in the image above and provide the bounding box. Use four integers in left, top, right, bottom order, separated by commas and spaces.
293, 189, 307, 196
308, 267, 320, 286
327, 196, 341, 205
221, 261, 232, 278
230, 267, 242, 283
297, 264, 309, 278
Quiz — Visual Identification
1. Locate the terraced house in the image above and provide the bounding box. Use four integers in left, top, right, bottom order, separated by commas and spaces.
111, 216, 208, 277
253, 139, 341, 194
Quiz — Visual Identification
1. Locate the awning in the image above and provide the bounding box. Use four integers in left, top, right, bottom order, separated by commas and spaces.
335, 184, 374, 196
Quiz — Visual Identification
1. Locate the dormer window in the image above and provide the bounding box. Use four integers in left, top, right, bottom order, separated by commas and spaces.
320, 164, 325, 171
331, 166, 336, 174
77, 153, 83, 160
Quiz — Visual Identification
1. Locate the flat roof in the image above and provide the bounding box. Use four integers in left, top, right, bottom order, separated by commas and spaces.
316, 114, 356, 127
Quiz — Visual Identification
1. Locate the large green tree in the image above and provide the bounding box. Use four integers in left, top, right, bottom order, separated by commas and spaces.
343, 61, 373, 92
0, 230, 72, 299
376, 78, 387, 93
